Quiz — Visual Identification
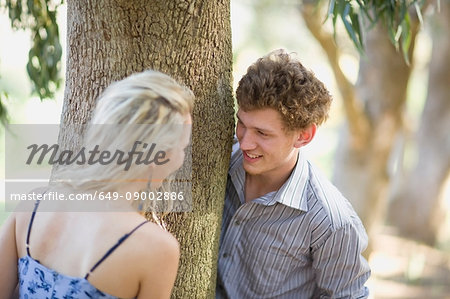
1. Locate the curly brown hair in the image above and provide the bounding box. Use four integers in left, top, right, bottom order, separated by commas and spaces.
236, 49, 332, 130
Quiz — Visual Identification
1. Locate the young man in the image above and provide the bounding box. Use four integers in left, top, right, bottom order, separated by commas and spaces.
216, 49, 370, 298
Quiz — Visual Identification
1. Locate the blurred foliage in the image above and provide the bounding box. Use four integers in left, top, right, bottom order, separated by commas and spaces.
0, 0, 63, 124
324, 0, 425, 63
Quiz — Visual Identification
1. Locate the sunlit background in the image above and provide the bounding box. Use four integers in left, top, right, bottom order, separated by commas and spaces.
1, 1, 449, 297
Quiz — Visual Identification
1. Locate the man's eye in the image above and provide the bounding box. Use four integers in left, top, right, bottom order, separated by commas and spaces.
258, 131, 267, 136
237, 120, 245, 128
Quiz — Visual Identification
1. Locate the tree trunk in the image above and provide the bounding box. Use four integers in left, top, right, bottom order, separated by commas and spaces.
388, 1, 450, 245
61, 1, 234, 297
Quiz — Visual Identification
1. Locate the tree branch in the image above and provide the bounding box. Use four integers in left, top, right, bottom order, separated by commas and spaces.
300, 2, 370, 149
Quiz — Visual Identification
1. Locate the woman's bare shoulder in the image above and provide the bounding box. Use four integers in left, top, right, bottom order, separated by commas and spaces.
127, 222, 180, 298
122, 220, 179, 273
10, 201, 36, 255
10, 187, 47, 227
133, 221, 180, 258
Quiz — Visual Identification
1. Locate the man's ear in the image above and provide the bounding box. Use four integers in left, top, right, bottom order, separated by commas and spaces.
293, 124, 317, 148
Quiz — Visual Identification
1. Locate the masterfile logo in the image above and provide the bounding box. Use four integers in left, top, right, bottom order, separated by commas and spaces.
4, 124, 192, 213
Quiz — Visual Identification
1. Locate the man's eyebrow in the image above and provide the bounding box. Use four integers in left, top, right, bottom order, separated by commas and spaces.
255, 126, 274, 134
236, 114, 275, 134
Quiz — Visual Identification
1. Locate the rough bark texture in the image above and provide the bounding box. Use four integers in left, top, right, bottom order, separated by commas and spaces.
61, 0, 234, 298
388, 1, 450, 245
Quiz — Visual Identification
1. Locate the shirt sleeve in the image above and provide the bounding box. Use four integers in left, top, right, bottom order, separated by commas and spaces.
312, 221, 371, 298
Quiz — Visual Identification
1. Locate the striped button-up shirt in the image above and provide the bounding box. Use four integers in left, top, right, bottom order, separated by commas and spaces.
216, 144, 371, 298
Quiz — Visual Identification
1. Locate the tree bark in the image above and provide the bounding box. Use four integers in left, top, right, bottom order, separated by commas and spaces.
61, 0, 234, 297
388, 1, 450, 245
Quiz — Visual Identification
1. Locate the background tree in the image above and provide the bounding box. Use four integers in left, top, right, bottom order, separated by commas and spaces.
300, 0, 449, 250
1, 0, 63, 122
388, 1, 450, 245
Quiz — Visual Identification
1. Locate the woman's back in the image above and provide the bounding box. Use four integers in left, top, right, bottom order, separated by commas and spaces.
13, 199, 180, 298
0, 70, 192, 298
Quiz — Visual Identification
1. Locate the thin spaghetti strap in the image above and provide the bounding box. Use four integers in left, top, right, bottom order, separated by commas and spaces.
26, 200, 42, 257
84, 220, 149, 280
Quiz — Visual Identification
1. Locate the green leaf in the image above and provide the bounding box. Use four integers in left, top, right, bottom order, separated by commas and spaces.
3, 0, 63, 102
0, 91, 9, 125
414, 2, 424, 26
349, 8, 364, 49
355, 0, 373, 22
322, 0, 424, 63
401, 13, 412, 65
328, 0, 336, 17
341, 2, 364, 52
399, 1, 408, 24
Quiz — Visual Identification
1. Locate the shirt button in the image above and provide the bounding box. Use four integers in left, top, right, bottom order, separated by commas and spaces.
222, 253, 229, 258
235, 220, 240, 225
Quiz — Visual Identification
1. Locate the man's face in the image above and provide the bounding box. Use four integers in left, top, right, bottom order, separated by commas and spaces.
236, 108, 300, 177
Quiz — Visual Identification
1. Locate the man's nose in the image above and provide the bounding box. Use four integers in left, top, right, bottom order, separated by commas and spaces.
239, 130, 256, 151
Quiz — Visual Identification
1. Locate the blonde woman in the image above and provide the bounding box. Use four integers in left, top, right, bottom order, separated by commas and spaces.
0, 70, 194, 298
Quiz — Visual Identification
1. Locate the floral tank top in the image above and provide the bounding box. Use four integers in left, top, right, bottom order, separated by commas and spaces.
18, 200, 147, 298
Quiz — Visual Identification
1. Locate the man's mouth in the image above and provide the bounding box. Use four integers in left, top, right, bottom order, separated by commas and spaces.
244, 151, 262, 160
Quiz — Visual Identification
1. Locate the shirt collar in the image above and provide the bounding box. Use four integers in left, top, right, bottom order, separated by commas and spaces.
273, 151, 309, 211
229, 144, 309, 211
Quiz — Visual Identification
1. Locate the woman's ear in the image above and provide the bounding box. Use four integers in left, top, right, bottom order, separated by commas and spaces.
293, 124, 317, 148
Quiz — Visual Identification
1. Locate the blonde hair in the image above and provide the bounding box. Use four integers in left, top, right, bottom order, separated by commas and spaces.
55, 70, 194, 198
